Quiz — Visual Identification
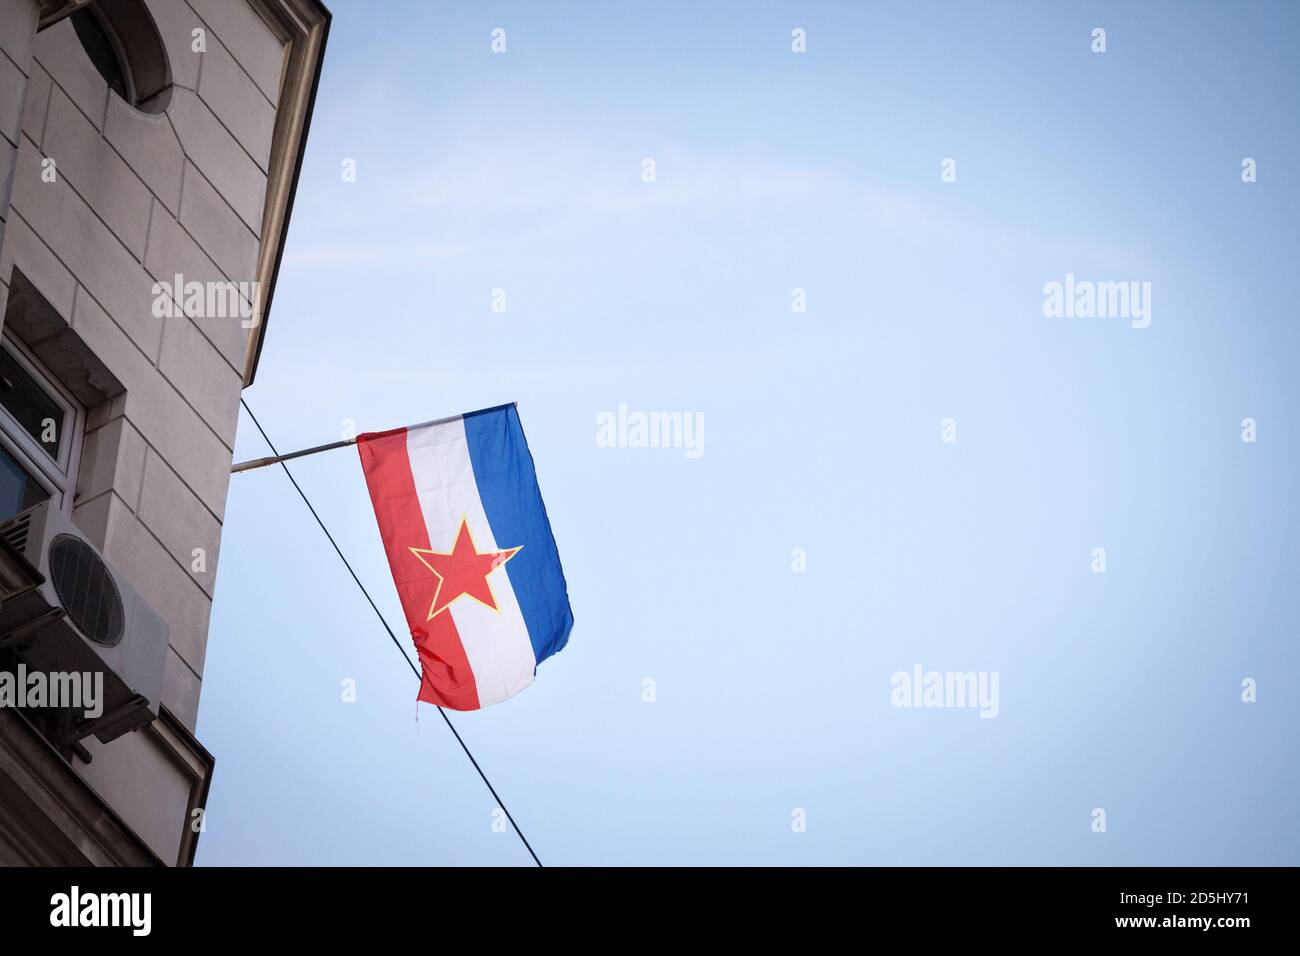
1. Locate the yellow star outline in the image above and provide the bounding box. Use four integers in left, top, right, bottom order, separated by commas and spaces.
408, 516, 522, 622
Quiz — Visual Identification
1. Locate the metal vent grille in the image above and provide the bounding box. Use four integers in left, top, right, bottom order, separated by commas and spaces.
0, 512, 32, 555
48, 534, 125, 648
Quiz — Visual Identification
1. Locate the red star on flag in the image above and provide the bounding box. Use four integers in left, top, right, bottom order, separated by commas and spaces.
409, 518, 522, 621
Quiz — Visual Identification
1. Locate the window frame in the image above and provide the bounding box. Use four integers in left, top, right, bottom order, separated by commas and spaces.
0, 332, 85, 515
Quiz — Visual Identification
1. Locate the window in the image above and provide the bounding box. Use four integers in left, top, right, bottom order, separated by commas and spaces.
70, 8, 129, 103
0, 336, 84, 522
0, 349, 66, 460
0, 450, 48, 518
66, 0, 172, 114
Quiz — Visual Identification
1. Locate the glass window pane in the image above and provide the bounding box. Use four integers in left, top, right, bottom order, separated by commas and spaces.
0, 444, 51, 522
0, 348, 64, 460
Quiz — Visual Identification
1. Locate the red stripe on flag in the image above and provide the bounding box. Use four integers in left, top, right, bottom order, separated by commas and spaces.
357, 428, 481, 710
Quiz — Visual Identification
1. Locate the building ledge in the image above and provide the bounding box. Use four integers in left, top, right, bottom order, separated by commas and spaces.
243, 0, 332, 385
0, 705, 163, 865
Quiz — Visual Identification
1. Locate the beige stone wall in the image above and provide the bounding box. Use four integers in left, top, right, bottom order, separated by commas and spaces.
0, 0, 41, 322
0, 0, 290, 864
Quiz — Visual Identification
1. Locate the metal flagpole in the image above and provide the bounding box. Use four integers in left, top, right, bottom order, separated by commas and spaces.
229, 404, 515, 474
230, 436, 356, 473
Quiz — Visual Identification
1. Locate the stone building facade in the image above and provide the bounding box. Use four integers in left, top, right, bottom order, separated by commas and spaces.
0, 0, 328, 865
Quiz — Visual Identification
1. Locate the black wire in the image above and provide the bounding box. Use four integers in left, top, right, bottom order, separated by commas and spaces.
238, 398, 544, 867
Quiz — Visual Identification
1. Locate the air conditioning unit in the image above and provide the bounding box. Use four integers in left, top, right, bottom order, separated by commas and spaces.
0, 501, 166, 744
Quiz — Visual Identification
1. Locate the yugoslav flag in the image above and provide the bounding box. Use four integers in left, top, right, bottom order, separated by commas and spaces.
357, 404, 573, 710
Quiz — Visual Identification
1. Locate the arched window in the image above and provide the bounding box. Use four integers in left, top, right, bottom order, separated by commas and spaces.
68, 0, 172, 114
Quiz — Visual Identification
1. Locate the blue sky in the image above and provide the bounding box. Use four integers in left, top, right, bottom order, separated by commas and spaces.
196, 1, 1300, 865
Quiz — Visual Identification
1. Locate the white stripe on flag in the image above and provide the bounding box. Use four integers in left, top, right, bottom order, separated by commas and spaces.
406, 418, 537, 706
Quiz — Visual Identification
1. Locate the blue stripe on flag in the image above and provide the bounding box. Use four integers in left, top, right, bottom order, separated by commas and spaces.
463, 404, 573, 667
